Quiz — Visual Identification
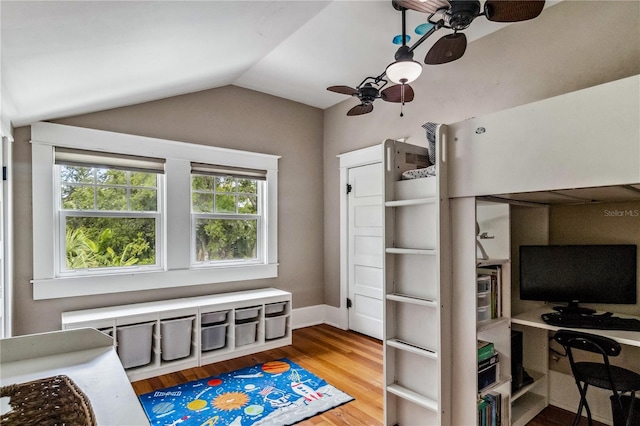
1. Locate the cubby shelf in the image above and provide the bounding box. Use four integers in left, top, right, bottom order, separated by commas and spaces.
62, 288, 291, 382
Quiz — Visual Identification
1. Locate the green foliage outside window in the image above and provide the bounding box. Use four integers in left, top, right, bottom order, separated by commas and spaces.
60, 165, 158, 270
192, 174, 260, 262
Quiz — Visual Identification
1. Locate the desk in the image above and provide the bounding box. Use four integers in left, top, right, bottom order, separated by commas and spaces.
0, 328, 149, 425
512, 307, 640, 347
510, 307, 640, 426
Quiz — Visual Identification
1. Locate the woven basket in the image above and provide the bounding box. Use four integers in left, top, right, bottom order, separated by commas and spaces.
0, 375, 97, 426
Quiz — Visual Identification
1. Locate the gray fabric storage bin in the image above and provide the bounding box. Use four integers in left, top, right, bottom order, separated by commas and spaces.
235, 306, 260, 322
265, 315, 287, 340
265, 302, 287, 316
116, 322, 154, 369
201, 323, 228, 351
235, 320, 258, 346
201, 310, 228, 325
160, 316, 194, 361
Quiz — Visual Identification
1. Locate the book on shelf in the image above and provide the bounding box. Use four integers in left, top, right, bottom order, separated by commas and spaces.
477, 391, 506, 426
477, 266, 501, 319
477, 340, 495, 362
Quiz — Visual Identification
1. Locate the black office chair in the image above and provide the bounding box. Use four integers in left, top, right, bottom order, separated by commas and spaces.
553, 330, 640, 426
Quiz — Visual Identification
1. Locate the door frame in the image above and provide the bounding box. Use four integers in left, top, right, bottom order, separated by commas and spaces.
337, 144, 382, 333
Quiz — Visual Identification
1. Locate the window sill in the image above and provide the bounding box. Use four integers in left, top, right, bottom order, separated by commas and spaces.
31, 264, 278, 300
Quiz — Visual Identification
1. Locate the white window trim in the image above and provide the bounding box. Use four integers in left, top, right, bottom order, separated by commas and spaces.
31, 122, 279, 300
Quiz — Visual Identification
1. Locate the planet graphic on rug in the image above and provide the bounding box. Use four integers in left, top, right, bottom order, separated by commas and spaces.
213, 391, 250, 411
207, 378, 222, 387
187, 399, 207, 411
244, 404, 264, 415
261, 360, 290, 374
151, 402, 174, 415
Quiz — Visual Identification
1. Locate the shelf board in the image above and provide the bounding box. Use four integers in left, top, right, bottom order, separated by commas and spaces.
386, 293, 438, 308
477, 317, 510, 332
479, 377, 511, 396
386, 338, 438, 359
385, 198, 436, 207
512, 369, 545, 402
386, 384, 438, 413
511, 392, 547, 426
476, 258, 509, 267
386, 248, 437, 256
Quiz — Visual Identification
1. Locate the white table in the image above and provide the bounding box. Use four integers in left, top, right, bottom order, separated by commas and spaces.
0, 328, 149, 425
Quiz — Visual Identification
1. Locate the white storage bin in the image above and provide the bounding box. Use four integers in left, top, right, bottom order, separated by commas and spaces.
265, 302, 287, 316
116, 322, 154, 369
235, 306, 260, 322
235, 321, 258, 346
477, 306, 491, 322
201, 323, 228, 351
201, 310, 228, 325
160, 316, 194, 361
477, 292, 491, 309
265, 315, 287, 340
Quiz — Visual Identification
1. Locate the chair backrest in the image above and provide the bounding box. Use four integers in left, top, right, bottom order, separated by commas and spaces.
553, 329, 622, 358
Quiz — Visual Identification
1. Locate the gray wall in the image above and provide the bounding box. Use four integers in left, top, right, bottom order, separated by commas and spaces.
322, 0, 640, 307
12, 86, 324, 335
10, 1, 640, 334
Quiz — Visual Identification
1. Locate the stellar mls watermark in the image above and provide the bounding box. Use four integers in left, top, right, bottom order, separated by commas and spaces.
604, 209, 639, 217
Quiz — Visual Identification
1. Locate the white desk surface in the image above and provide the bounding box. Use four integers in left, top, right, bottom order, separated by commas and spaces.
512, 307, 640, 348
0, 328, 149, 425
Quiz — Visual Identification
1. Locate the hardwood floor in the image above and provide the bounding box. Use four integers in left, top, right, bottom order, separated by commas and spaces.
132, 324, 602, 425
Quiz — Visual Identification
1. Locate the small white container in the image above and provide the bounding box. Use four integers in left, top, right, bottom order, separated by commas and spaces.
265, 315, 287, 340
477, 291, 491, 309
201, 323, 228, 351
477, 276, 491, 293
235, 306, 260, 322
201, 310, 228, 325
477, 306, 491, 322
265, 302, 287, 316
235, 320, 258, 346
116, 322, 154, 369
160, 316, 194, 361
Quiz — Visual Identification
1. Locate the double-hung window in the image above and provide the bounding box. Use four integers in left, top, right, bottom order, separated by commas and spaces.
31, 122, 279, 299
191, 164, 266, 266
55, 149, 164, 275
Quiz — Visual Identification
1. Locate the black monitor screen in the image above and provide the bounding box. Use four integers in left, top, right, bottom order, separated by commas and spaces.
519, 244, 637, 306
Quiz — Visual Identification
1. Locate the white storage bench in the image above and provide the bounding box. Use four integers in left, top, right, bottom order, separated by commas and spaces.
61, 288, 292, 381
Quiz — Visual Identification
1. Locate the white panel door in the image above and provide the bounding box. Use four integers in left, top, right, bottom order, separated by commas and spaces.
348, 162, 383, 339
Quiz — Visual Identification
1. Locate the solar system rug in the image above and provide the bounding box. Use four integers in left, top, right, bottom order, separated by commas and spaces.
138, 358, 354, 426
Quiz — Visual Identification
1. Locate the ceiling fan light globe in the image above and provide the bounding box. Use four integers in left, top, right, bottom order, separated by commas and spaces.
386, 60, 422, 84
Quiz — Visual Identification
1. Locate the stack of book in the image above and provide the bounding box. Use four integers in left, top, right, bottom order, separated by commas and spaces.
477, 392, 504, 426
477, 340, 499, 392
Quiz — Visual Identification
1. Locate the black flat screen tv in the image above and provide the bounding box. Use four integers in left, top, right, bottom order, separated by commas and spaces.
519, 244, 637, 314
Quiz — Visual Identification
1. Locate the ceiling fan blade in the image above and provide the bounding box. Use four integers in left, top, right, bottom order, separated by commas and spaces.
347, 103, 374, 116
425, 32, 467, 64
484, 0, 545, 22
327, 85, 359, 96
381, 84, 415, 103
394, 0, 450, 14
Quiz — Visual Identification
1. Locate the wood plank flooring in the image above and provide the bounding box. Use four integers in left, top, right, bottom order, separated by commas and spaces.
132, 324, 603, 425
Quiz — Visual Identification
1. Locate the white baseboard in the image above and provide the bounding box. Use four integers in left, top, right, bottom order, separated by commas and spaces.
291, 304, 348, 330
549, 370, 613, 425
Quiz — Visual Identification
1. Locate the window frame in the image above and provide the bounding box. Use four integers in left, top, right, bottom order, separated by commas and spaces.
190, 172, 265, 267
31, 122, 279, 300
55, 162, 164, 276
